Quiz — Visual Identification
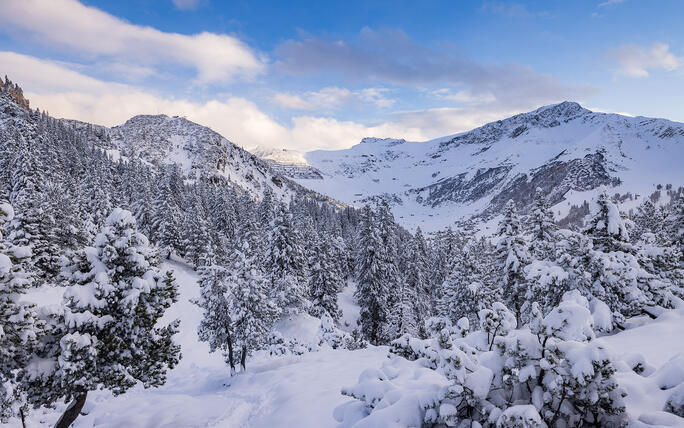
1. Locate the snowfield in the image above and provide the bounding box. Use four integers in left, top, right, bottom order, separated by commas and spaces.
12, 262, 684, 427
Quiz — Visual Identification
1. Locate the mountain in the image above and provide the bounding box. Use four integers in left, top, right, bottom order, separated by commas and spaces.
277, 102, 684, 230
29, 110, 331, 205
251, 146, 324, 180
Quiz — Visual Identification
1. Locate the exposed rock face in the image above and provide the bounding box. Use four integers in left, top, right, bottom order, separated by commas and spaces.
283, 102, 684, 230
1, 76, 30, 110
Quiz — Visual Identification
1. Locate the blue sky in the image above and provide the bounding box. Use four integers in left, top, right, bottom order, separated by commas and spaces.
1, 0, 683, 151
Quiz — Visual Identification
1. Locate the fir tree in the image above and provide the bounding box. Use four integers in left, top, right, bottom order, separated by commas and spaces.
229, 228, 280, 370
528, 188, 557, 257
195, 252, 238, 373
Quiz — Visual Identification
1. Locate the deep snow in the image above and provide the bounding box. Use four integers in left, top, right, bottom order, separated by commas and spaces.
10, 262, 684, 427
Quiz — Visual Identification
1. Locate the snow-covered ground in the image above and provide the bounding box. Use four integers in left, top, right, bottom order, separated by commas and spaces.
13, 262, 684, 427
16, 262, 388, 428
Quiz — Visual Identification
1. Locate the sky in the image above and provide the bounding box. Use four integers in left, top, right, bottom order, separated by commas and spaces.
1, 0, 683, 152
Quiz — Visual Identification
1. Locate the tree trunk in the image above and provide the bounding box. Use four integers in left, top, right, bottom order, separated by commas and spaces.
54, 390, 88, 428
241, 344, 247, 371
227, 336, 235, 375
19, 408, 26, 428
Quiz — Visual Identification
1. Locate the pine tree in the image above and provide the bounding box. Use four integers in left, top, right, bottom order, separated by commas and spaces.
528, 188, 557, 257
496, 200, 531, 324
584, 191, 631, 253
229, 229, 280, 370
0, 201, 37, 424
309, 234, 344, 321
355, 201, 398, 345
25, 209, 181, 428
267, 203, 309, 314
195, 252, 238, 373
385, 280, 419, 339
402, 227, 431, 334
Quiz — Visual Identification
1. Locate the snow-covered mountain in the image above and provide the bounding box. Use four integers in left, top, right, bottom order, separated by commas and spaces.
251, 146, 324, 180
278, 102, 684, 230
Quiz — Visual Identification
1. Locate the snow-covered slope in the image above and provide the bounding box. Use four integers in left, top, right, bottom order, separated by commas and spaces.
18, 262, 387, 428
107, 115, 308, 200
287, 102, 684, 230
16, 262, 684, 427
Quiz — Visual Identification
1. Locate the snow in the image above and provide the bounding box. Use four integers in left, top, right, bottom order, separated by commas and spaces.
14, 262, 389, 428
10, 262, 684, 427
289, 104, 684, 231
339, 280, 361, 332
0, 253, 11, 274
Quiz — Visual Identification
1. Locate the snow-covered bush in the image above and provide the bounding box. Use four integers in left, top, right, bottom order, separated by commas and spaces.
268, 332, 312, 357
336, 294, 628, 427
665, 383, 684, 417
317, 314, 367, 350
479, 302, 517, 350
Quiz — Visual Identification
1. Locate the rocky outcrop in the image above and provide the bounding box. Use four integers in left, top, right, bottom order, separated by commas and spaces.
1, 76, 30, 110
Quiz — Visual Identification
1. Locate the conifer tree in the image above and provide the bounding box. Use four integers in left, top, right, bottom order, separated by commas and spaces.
25, 209, 181, 428
195, 251, 237, 373
267, 203, 309, 314
0, 201, 37, 424
355, 201, 398, 345
310, 234, 344, 321
528, 188, 557, 257
229, 225, 280, 370
496, 200, 531, 324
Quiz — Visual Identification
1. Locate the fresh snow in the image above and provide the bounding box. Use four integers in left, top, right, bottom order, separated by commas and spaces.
15, 262, 387, 428
13, 261, 684, 427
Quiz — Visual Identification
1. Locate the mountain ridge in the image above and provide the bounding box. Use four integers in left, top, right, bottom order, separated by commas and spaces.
277, 101, 684, 230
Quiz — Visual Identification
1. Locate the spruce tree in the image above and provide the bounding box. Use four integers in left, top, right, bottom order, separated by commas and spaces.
0, 201, 37, 424
310, 234, 344, 321
267, 203, 309, 315
195, 252, 238, 373
496, 200, 531, 324
355, 201, 398, 345
528, 188, 557, 257
229, 226, 280, 370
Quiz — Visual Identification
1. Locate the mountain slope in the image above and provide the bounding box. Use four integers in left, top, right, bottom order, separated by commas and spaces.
285, 102, 684, 230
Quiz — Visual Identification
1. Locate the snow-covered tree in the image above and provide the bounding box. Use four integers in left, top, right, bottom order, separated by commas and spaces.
229, 234, 280, 370
267, 203, 309, 314
355, 201, 399, 345
195, 257, 237, 373
496, 200, 531, 324
584, 191, 631, 253
309, 234, 344, 321
528, 188, 557, 257
0, 201, 37, 424
24, 209, 181, 428
400, 227, 431, 334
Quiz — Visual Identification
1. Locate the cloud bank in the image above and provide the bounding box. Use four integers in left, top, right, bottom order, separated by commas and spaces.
0, 0, 265, 83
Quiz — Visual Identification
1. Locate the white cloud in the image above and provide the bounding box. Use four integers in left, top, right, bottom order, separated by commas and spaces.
0, 52, 415, 151
613, 42, 682, 78
2, 51, 539, 153
430, 88, 496, 104
172, 0, 201, 11
598, 0, 625, 7
272, 86, 394, 110
0, 0, 265, 83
